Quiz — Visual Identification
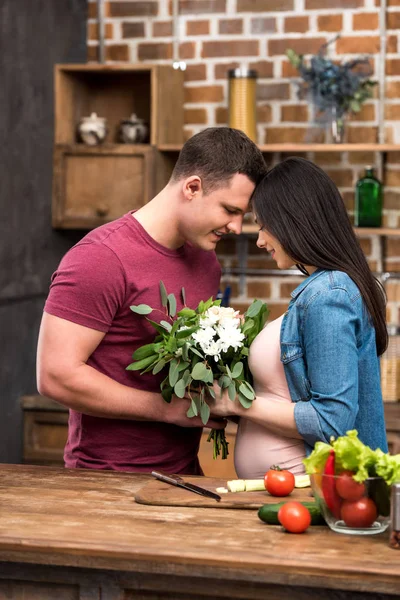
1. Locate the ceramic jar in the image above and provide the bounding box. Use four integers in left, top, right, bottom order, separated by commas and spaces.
119, 113, 149, 144
77, 112, 107, 145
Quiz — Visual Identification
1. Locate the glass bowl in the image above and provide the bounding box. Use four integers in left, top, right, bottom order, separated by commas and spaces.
310, 473, 390, 535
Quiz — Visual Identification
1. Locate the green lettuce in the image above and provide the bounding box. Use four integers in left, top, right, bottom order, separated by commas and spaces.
303, 429, 400, 485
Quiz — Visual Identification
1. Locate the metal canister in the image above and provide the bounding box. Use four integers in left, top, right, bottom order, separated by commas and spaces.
389, 483, 400, 549
228, 68, 257, 142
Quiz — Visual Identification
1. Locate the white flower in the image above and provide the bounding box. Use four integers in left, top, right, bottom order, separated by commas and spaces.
217, 325, 245, 352
192, 326, 216, 353
203, 340, 223, 361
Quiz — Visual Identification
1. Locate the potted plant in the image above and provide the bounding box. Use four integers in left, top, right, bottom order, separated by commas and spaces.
286, 37, 376, 143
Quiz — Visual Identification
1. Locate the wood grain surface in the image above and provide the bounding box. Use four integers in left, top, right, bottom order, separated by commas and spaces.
0, 463, 399, 599
135, 476, 314, 509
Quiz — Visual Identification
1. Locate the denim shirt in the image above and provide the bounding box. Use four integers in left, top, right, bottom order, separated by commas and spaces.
281, 269, 388, 456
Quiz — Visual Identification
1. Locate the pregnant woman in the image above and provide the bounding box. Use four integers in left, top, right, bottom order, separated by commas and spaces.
210, 157, 389, 478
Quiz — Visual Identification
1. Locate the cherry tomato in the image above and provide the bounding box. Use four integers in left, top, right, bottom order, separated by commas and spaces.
264, 467, 295, 497
335, 471, 365, 502
341, 497, 378, 528
278, 501, 312, 533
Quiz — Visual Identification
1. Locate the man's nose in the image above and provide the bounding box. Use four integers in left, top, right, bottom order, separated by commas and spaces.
227, 215, 243, 235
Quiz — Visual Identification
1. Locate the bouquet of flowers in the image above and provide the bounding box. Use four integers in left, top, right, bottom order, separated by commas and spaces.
127, 282, 268, 459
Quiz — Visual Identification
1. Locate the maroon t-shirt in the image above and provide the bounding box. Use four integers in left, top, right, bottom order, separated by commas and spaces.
44, 212, 221, 473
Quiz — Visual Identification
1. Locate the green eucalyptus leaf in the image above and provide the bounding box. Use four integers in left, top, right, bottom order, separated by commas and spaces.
189, 346, 204, 359
176, 326, 198, 339
178, 307, 196, 318
160, 320, 172, 332
231, 362, 243, 379
130, 304, 153, 315
147, 319, 170, 336
169, 359, 180, 387
159, 281, 168, 307
245, 299, 264, 318
177, 360, 190, 372
152, 359, 166, 374
126, 355, 156, 371
239, 382, 254, 400
161, 386, 173, 404
228, 382, 237, 402
208, 386, 216, 400
174, 378, 187, 398
200, 401, 210, 425
226, 364, 233, 379
182, 370, 191, 386
167, 293, 177, 318
238, 392, 253, 409
192, 362, 208, 380
133, 344, 157, 360
187, 399, 198, 418
221, 375, 231, 388
182, 343, 189, 362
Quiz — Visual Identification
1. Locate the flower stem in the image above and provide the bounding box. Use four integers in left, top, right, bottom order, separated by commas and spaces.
207, 428, 229, 460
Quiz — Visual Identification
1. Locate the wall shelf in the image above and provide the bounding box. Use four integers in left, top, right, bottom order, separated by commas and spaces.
241, 225, 400, 236
157, 143, 400, 153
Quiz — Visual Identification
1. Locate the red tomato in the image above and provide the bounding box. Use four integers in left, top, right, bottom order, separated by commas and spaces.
278, 501, 312, 533
264, 467, 295, 497
341, 497, 378, 528
336, 471, 365, 502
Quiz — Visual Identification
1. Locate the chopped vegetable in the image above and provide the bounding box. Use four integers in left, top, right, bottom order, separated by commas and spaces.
227, 479, 264, 492
294, 474, 311, 488
215, 487, 228, 494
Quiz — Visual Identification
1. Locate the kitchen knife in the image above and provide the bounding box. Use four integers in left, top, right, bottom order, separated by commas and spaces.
151, 471, 221, 502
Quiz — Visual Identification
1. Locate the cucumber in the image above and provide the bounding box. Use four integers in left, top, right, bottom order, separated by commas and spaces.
258, 501, 326, 526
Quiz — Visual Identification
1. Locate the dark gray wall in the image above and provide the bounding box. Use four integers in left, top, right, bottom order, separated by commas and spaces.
0, 0, 88, 463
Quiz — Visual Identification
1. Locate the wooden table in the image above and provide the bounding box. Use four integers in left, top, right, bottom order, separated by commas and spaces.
0, 464, 398, 600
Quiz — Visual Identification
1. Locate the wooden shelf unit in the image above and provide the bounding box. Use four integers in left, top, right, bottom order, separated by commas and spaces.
54, 63, 184, 147
52, 63, 184, 228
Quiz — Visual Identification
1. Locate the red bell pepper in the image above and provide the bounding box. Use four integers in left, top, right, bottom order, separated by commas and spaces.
322, 448, 342, 519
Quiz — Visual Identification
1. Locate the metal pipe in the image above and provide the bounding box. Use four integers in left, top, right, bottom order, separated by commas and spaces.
378, 0, 387, 145
97, 0, 105, 63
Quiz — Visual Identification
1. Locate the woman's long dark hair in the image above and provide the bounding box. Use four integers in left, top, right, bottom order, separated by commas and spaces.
252, 157, 388, 355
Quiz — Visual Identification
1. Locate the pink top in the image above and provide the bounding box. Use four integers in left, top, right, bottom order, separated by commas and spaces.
234, 315, 306, 478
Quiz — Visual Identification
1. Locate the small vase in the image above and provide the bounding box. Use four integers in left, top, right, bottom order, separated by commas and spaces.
330, 107, 346, 144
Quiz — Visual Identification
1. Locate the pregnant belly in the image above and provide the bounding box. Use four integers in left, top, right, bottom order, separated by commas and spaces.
234, 418, 306, 479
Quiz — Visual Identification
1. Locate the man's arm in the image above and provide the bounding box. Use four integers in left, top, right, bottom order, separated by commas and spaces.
37, 312, 225, 429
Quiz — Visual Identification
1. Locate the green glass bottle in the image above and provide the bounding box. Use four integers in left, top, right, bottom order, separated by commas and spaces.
354, 166, 383, 227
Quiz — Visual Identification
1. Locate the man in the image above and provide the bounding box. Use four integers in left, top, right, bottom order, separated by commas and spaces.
37, 127, 266, 474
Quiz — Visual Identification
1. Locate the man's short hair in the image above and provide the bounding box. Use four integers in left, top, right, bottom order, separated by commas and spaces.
170, 127, 267, 194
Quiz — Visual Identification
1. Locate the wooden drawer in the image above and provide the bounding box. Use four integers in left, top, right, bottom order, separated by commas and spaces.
23, 409, 68, 465
52, 144, 155, 228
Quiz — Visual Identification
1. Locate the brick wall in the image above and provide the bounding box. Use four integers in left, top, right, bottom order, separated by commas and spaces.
87, 0, 400, 325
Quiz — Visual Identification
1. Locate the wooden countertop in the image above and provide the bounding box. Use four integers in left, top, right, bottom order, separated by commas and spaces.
0, 463, 399, 597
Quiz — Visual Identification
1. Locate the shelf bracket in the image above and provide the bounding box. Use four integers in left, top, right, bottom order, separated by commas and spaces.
236, 235, 249, 297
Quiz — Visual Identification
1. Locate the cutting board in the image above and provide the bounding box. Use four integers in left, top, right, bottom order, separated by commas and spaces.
135, 476, 314, 509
